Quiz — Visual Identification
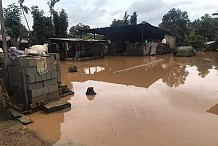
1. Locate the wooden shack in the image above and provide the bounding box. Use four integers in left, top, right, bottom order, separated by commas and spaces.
48, 38, 107, 60
81, 23, 176, 56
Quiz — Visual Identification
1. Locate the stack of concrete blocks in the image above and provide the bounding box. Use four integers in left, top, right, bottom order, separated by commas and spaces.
1, 53, 62, 110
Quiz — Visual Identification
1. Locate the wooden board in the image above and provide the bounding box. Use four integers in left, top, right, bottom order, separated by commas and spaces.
17, 114, 33, 125
9, 108, 21, 119
42, 100, 71, 113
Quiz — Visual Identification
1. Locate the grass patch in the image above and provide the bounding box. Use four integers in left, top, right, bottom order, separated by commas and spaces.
68, 66, 78, 73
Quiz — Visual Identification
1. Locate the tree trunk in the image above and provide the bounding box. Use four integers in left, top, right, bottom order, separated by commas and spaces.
0, 0, 8, 68
22, 9, 31, 32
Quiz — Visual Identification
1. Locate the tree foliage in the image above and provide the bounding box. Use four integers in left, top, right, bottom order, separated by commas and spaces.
130, 11, 137, 25
69, 23, 90, 38
4, 3, 27, 47
183, 33, 205, 49
53, 9, 68, 37
159, 8, 190, 46
190, 14, 218, 41
110, 11, 137, 27
31, 6, 54, 44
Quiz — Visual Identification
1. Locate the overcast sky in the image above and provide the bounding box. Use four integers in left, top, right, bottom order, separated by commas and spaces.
3, 0, 218, 29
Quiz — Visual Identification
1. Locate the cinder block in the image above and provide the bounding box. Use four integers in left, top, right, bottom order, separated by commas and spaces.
24, 67, 37, 75
25, 75, 36, 83
31, 91, 59, 104
46, 72, 52, 80
26, 82, 43, 90
35, 74, 42, 82
56, 64, 61, 71
18, 58, 37, 67
51, 71, 57, 78
43, 78, 57, 87
43, 87, 49, 95
41, 73, 47, 81
48, 85, 54, 93
37, 88, 44, 96
57, 71, 61, 77
28, 89, 38, 98
53, 84, 58, 92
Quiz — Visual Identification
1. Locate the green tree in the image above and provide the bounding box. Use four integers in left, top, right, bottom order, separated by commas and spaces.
69, 23, 90, 38
130, 11, 137, 25
183, 33, 205, 49
110, 19, 124, 27
4, 3, 27, 47
123, 11, 129, 26
159, 8, 190, 46
194, 14, 217, 41
31, 6, 54, 44
53, 9, 68, 37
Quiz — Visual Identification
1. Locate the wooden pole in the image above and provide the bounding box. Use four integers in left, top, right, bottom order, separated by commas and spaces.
0, 0, 8, 70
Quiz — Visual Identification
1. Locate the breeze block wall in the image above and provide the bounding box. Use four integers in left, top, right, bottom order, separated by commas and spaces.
0, 53, 61, 110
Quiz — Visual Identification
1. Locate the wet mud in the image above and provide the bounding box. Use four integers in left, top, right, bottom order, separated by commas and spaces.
28, 52, 218, 146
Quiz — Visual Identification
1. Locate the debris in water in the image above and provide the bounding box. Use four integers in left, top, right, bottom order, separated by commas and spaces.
86, 87, 96, 95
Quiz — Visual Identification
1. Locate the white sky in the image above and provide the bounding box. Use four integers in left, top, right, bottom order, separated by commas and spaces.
2, 0, 218, 29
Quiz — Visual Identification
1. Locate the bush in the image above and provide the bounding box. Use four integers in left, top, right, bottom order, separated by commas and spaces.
68, 66, 78, 72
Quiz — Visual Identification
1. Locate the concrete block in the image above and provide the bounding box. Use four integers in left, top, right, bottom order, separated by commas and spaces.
43, 87, 49, 95
37, 88, 44, 96
26, 82, 43, 90
41, 73, 47, 81
48, 85, 54, 93
18, 58, 37, 67
56, 64, 61, 71
53, 84, 58, 92
25, 75, 36, 83
57, 71, 61, 77
28, 89, 38, 98
51, 71, 57, 78
43, 78, 57, 87
31, 91, 59, 104
24, 67, 37, 75
35, 74, 42, 82
46, 72, 52, 80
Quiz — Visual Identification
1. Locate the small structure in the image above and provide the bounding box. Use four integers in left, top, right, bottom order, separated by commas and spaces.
48, 38, 107, 60
81, 23, 176, 56
174, 46, 196, 57
0, 53, 63, 110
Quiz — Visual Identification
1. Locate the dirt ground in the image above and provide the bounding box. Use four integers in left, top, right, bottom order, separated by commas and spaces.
0, 121, 51, 146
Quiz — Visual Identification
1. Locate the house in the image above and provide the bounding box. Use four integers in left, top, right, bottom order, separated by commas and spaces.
81, 23, 176, 56
48, 38, 107, 60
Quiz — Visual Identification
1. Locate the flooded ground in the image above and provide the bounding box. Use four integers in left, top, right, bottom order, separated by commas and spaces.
27, 52, 218, 146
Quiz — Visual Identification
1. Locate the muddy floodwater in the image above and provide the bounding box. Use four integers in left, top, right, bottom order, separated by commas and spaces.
27, 52, 218, 146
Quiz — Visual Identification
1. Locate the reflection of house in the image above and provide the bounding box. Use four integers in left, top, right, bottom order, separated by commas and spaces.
81, 23, 176, 56
63, 56, 177, 88
48, 38, 107, 60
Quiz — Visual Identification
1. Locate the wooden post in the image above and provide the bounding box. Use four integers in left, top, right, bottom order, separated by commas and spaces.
0, 0, 8, 70
141, 25, 144, 42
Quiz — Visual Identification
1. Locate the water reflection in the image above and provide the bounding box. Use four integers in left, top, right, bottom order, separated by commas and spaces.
62, 53, 218, 89
84, 66, 105, 75
86, 95, 96, 101
162, 65, 189, 87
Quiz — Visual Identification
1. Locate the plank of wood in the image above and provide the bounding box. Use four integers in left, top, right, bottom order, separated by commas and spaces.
9, 108, 21, 119
17, 114, 33, 125
42, 100, 71, 113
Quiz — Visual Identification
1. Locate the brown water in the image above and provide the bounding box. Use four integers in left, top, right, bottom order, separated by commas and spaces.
27, 52, 218, 146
